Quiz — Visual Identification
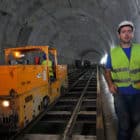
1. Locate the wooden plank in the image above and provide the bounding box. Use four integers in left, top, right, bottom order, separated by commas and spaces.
72, 135, 96, 140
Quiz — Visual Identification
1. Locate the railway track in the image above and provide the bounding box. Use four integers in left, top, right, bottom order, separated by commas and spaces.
68, 68, 87, 88
14, 67, 105, 140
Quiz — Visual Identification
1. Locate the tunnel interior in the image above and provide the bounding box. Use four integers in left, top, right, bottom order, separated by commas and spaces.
0, 0, 140, 65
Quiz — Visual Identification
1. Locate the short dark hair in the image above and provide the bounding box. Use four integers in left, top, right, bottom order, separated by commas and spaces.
118, 25, 134, 34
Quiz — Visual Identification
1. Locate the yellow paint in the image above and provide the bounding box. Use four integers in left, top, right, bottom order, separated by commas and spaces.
0, 46, 68, 130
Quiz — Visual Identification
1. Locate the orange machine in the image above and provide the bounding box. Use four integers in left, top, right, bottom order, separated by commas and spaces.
0, 46, 68, 131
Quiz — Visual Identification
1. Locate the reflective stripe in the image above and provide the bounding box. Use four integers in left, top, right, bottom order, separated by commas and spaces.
130, 68, 140, 74
113, 78, 131, 83
112, 67, 129, 72
112, 68, 140, 74
133, 80, 140, 84
114, 79, 140, 84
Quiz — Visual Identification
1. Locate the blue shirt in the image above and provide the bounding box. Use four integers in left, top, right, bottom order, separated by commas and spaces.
106, 47, 140, 94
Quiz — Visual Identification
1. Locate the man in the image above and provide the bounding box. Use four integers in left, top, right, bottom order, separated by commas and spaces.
42, 54, 55, 82
105, 20, 140, 140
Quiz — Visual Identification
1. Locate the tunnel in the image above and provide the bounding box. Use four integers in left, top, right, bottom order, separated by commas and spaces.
0, 0, 140, 65
0, 0, 140, 140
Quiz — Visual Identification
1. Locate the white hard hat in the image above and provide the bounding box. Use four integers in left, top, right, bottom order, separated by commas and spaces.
117, 20, 134, 33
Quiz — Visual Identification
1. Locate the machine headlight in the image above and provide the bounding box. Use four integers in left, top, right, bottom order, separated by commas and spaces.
2, 100, 10, 107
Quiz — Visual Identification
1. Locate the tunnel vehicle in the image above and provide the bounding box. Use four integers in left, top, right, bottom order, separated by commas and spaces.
83, 60, 91, 68
0, 46, 68, 132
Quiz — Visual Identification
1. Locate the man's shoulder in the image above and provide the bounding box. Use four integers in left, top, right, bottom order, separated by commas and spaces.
110, 46, 121, 53
132, 43, 140, 52
133, 43, 140, 47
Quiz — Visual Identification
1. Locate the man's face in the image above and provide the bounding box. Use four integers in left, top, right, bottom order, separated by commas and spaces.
118, 26, 134, 44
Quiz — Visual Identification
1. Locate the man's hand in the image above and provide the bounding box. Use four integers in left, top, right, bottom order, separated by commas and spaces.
105, 69, 118, 94
108, 83, 118, 94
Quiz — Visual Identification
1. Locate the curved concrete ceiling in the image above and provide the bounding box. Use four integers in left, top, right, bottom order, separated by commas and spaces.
0, 0, 140, 64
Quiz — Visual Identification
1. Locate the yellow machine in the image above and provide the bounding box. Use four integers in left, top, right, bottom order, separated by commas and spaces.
0, 46, 68, 131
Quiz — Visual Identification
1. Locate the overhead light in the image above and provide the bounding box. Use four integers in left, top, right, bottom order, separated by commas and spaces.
100, 53, 107, 64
